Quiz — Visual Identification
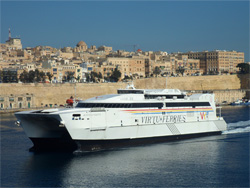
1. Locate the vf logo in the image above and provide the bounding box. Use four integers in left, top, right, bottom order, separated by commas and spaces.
200, 112, 208, 120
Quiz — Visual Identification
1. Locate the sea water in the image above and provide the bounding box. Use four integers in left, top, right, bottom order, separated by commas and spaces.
0, 106, 249, 187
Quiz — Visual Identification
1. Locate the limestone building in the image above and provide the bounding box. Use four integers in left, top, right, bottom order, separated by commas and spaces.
150, 54, 202, 76
5, 28, 22, 51
88, 45, 97, 53
51, 63, 82, 83
0, 93, 34, 109
93, 62, 117, 79
107, 56, 145, 78
5, 38, 22, 50
97, 46, 113, 54
184, 50, 244, 74
74, 41, 88, 52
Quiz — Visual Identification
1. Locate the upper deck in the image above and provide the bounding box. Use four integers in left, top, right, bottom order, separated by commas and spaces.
75, 83, 215, 109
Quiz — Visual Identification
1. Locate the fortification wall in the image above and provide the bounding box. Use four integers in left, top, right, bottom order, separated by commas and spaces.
0, 82, 127, 107
0, 74, 249, 108
134, 75, 246, 90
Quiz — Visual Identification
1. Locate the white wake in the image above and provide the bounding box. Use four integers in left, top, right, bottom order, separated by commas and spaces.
222, 120, 250, 134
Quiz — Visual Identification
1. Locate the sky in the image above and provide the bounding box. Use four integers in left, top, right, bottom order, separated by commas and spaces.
1, 0, 249, 61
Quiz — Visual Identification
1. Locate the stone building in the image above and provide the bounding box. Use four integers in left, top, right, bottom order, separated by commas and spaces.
107, 56, 145, 78
97, 45, 113, 54
150, 54, 202, 76
93, 62, 117, 79
51, 64, 82, 83
173, 54, 201, 75
88, 45, 97, 53
33, 46, 57, 59
58, 51, 74, 59
0, 93, 34, 109
61, 47, 73, 53
184, 50, 244, 74
128, 57, 145, 78
40, 60, 82, 83
74, 41, 88, 52
5, 38, 22, 50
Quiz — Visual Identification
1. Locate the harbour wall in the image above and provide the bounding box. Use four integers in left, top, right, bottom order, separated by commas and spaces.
0, 74, 249, 109
134, 74, 249, 90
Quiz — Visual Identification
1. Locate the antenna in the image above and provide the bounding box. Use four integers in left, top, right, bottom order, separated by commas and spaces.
133, 44, 136, 52
8, 28, 11, 40
132, 44, 138, 52
123, 44, 138, 52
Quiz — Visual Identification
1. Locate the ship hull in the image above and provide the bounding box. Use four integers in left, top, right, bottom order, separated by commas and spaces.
66, 118, 227, 151
15, 107, 227, 152
29, 137, 77, 152
15, 110, 77, 151
75, 131, 222, 151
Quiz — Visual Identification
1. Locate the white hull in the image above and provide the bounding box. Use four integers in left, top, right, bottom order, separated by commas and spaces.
15, 109, 77, 151
15, 111, 63, 138
15, 87, 227, 151
15, 110, 226, 151
61, 113, 226, 141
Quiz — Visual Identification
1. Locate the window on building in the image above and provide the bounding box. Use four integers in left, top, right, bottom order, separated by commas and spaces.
18, 97, 23, 101
9, 97, 14, 102
27, 97, 31, 101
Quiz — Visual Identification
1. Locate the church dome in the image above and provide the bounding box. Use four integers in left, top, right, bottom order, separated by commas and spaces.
77, 41, 87, 47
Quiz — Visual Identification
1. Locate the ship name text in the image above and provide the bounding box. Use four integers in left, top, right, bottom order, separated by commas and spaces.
141, 115, 186, 124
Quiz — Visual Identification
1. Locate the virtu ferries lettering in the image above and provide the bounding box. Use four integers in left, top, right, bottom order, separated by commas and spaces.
141, 115, 186, 124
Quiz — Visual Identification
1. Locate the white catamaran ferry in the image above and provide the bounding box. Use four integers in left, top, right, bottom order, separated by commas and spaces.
15, 84, 227, 151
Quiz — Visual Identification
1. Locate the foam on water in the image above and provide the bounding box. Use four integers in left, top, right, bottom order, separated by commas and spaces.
223, 120, 250, 134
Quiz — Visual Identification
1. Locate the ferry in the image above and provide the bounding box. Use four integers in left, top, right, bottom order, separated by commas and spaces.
15, 84, 227, 151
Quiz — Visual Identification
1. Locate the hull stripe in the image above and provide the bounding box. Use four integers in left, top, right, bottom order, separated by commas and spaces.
123, 108, 213, 114
132, 111, 213, 115
124, 107, 212, 112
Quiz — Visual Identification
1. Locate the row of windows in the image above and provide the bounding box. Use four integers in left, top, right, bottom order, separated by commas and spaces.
117, 91, 186, 99
112, 61, 128, 64
76, 103, 163, 108
122, 68, 144, 71
144, 94, 185, 99
166, 102, 210, 107
118, 90, 144, 94
0, 97, 32, 102
76, 102, 210, 109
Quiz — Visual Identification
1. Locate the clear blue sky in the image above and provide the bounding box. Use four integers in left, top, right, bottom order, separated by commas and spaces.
1, 0, 249, 61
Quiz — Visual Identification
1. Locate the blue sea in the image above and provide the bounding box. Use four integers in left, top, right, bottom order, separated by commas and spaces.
1, 106, 249, 188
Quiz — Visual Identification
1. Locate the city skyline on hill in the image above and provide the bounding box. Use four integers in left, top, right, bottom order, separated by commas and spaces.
1, 1, 249, 61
